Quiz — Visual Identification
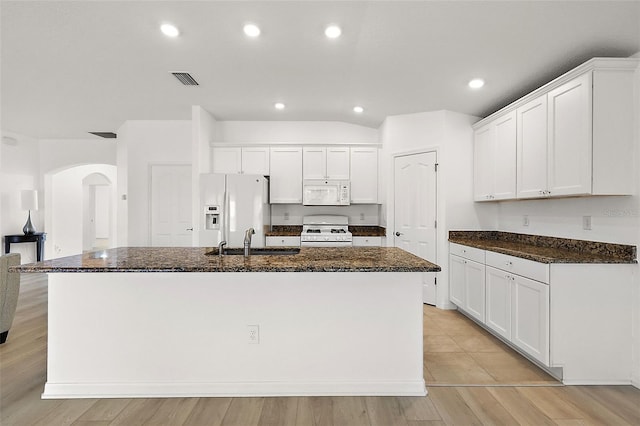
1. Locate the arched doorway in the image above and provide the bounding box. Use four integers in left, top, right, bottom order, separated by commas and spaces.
44, 164, 117, 258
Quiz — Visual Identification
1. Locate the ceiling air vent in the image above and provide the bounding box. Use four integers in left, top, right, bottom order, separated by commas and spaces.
171, 72, 199, 86
89, 132, 117, 138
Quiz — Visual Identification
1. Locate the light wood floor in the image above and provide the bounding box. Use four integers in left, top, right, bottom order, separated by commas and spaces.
423, 305, 558, 385
1, 276, 639, 425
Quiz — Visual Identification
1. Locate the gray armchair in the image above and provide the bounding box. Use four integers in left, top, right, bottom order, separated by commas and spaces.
0, 253, 21, 344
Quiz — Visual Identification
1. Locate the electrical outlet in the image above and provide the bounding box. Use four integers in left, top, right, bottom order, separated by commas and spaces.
523, 215, 529, 227
247, 325, 259, 344
359, 213, 365, 221
284, 212, 290, 221
583, 215, 592, 230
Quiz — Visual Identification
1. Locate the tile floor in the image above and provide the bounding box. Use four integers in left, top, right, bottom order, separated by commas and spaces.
423, 305, 559, 385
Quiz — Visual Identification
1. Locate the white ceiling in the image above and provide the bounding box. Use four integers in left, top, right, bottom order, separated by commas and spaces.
1, 1, 639, 139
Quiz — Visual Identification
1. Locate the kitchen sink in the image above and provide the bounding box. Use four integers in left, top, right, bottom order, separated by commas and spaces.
206, 247, 301, 256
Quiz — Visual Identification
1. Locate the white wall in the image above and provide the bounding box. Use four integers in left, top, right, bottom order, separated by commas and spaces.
213, 121, 379, 145
0, 132, 41, 263
39, 138, 116, 175
380, 110, 496, 309
117, 120, 192, 246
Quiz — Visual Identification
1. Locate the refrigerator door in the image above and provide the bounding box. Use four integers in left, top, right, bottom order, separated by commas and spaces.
226, 174, 269, 248
199, 173, 226, 246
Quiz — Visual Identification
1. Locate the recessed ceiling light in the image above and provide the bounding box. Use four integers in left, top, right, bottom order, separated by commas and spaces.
325, 25, 342, 39
160, 23, 180, 37
244, 24, 261, 37
468, 78, 485, 89
353, 106, 364, 113
274, 102, 285, 110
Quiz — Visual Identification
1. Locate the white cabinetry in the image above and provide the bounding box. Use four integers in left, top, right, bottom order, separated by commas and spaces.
450, 240, 634, 383
352, 236, 382, 247
212, 147, 270, 175
270, 147, 303, 203
350, 147, 378, 203
474, 111, 516, 201
449, 243, 486, 323
265, 236, 301, 247
474, 58, 638, 201
516, 94, 548, 199
303, 147, 350, 180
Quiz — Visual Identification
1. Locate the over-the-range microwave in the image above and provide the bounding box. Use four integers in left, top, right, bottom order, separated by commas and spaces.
302, 179, 350, 206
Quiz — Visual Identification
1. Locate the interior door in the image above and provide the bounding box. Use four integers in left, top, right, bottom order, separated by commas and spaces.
394, 151, 437, 304
151, 165, 193, 246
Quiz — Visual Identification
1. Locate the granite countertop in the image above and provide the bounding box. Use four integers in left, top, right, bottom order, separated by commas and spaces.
13, 246, 440, 273
449, 231, 637, 264
266, 225, 386, 237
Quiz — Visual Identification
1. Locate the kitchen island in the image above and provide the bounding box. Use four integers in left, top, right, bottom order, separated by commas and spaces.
15, 247, 439, 399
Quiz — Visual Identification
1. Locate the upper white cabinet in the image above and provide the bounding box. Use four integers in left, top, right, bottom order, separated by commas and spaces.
474, 111, 516, 201
303, 147, 350, 180
350, 147, 378, 203
516, 94, 548, 199
269, 147, 303, 203
474, 58, 638, 201
212, 147, 270, 175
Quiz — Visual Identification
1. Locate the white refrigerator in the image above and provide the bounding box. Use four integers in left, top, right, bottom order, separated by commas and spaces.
199, 174, 270, 248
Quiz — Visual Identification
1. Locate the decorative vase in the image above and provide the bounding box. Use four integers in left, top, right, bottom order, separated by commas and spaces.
23, 211, 36, 235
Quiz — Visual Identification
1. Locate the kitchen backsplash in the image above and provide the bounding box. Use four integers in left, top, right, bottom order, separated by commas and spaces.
270, 204, 380, 226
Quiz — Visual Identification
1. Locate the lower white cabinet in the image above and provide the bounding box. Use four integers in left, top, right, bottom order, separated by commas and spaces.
485, 266, 512, 341
266, 236, 300, 247
352, 236, 382, 247
512, 274, 549, 365
449, 251, 485, 324
450, 241, 636, 384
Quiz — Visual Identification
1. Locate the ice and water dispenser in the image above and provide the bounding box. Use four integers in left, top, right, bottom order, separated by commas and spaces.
204, 205, 220, 230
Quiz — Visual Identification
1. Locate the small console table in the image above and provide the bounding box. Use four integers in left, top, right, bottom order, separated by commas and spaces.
4, 233, 47, 262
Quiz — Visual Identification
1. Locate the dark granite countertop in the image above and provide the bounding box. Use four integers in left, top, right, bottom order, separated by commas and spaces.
266, 225, 386, 237
13, 246, 440, 273
449, 231, 636, 264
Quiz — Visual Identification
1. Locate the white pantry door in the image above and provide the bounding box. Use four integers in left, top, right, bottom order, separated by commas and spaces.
394, 152, 438, 305
150, 165, 193, 247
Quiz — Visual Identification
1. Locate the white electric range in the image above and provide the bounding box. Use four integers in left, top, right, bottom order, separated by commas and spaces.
300, 215, 353, 247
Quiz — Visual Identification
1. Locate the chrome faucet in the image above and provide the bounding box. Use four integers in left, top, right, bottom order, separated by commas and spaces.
244, 228, 255, 258
218, 240, 227, 258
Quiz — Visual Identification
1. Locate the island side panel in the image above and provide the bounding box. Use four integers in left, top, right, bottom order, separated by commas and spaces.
44, 272, 425, 398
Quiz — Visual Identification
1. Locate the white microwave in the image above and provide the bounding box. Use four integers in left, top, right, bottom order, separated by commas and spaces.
303, 180, 350, 206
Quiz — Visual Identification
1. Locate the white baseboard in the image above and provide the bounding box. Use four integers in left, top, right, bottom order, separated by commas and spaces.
42, 380, 427, 399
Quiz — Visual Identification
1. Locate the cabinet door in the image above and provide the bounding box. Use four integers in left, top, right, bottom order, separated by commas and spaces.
270, 147, 303, 203
485, 266, 512, 340
473, 124, 494, 201
512, 275, 549, 365
547, 72, 592, 197
464, 259, 486, 323
242, 147, 270, 175
517, 94, 548, 199
449, 254, 466, 307
212, 147, 242, 174
493, 111, 517, 200
350, 147, 378, 203
326, 147, 350, 179
302, 147, 326, 179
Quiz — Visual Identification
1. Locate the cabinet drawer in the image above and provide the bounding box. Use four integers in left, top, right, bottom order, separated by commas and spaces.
352, 236, 382, 247
485, 251, 549, 284
449, 243, 485, 263
266, 236, 301, 247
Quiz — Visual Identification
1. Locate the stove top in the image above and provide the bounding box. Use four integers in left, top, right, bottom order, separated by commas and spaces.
301, 215, 352, 246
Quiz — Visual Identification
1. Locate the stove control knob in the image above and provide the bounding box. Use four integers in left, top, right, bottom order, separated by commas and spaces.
324, 236, 329, 241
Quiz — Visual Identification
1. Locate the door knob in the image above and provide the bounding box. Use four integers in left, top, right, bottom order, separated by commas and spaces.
395, 232, 403, 236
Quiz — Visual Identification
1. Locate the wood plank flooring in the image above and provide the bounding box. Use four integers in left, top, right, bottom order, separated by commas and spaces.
1, 275, 639, 425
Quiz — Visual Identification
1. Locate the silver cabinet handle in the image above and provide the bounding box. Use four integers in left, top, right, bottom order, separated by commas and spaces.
186, 228, 193, 231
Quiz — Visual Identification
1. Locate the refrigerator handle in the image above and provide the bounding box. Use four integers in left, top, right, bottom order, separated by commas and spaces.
223, 188, 229, 243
